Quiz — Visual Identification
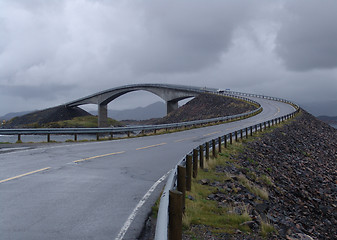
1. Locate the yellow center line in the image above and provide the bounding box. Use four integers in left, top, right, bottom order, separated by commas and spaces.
174, 137, 197, 143
203, 131, 221, 137
136, 142, 167, 150
74, 151, 125, 163
0, 167, 51, 184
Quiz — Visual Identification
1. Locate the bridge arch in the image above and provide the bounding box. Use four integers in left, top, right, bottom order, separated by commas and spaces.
65, 84, 214, 127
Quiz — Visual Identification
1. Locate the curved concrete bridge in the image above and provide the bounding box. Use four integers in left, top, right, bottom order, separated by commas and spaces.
65, 84, 216, 127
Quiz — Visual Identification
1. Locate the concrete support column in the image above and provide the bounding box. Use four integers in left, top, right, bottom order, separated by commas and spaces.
167, 100, 178, 114
98, 104, 108, 127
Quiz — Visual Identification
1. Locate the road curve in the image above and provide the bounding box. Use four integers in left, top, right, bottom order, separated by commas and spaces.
0, 97, 295, 240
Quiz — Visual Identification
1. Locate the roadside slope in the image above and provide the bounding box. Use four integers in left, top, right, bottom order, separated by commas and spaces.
182, 110, 336, 240
156, 93, 257, 124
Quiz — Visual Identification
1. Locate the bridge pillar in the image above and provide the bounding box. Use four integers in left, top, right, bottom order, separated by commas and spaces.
98, 104, 108, 127
167, 100, 178, 114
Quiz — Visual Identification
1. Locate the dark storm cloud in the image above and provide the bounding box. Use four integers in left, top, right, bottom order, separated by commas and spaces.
128, 0, 259, 73
276, 0, 337, 71
0, 83, 75, 100
0, 0, 336, 116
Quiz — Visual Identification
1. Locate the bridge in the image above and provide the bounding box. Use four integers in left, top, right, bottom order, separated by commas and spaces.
65, 84, 216, 127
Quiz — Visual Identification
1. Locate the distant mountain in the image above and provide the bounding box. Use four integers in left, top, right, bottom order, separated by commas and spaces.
301, 100, 337, 116
317, 115, 337, 124
0, 110, 35, 121
91, 101, 166, 121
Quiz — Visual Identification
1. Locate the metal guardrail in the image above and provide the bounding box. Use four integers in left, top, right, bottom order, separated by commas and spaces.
154, 93, 300, 240
0, 91, 261, 142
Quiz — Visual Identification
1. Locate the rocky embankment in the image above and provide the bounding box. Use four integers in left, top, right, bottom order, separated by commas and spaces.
155, 93, 256, 124
184, 111, 336, 240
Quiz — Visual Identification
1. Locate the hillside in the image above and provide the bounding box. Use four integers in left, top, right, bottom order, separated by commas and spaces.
182, 111, 337, 240
155, 93, 256, 124
3, 106, 92, 128
0, 110, 34, 121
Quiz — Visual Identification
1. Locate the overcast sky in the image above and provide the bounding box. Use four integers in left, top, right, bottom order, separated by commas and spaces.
1, 0, 336, 116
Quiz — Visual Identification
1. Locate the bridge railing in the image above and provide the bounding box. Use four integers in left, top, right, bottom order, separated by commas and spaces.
154, 93, 300, 240
0, 92, 261, 143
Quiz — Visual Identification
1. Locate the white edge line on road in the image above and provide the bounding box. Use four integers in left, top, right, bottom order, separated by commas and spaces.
115, 170, 172, 240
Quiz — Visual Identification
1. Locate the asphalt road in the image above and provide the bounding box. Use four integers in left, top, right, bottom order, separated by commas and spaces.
0, 97, 295, 240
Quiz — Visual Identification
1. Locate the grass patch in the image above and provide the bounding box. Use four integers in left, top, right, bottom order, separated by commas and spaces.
260, 219, 276, 238
237, 175, 269, 200
258, 174, 274, 186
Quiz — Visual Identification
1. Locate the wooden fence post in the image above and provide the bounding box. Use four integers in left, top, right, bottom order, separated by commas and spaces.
205, 142, 210, 160
186, 155, 192, 191
218, 137, 222, 153
230, 133, 233, 144
199, 145, 204, 169
169, 190, 183, 240
177, 165, 186, 212
212, 139, 217, 158
193, 149, 198, 178
47, 134, 51, 142
224, 135, 227, 148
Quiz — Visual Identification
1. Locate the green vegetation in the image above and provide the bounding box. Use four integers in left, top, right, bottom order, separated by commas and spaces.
25, 116, 123, 128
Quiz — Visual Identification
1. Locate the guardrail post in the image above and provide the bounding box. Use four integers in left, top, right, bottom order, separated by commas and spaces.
255, 124, 258, 133
240, 129, 243, 139
235, 131, 238, 142
110, 132, 113, 139
74, 134, 77, 142
224, 135, 227, 148
17, 134, 21, 142
250, 126, 253, 136
268, 121, 271, 128
186, 155, 192, 191
212, 139, 217, 158
169, 190, 182, 240
230, 132, 233, 144
246, 128, 248, 139
193, 149, 198, 178
96, 133, 99, 141
205, 142, 210, 160
177, 165, 186, 212
199, 145, 204, 169
127, 131, 131, 137
47, 134, 51, 142
260, 123, 262, 132
218, 137, 222, 153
